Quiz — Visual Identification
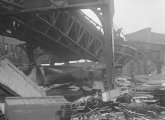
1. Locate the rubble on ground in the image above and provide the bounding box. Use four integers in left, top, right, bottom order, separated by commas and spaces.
71, 93, 165, 120
1, 58, 165, 120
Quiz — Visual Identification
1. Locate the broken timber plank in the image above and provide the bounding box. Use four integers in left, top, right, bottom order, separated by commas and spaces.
0, 58, 45, 97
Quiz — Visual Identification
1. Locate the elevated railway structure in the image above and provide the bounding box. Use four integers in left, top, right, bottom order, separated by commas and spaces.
0, 0, 137, 66
0, 0, 137, 96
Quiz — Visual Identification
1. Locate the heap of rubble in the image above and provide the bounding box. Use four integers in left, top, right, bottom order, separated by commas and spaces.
71, 93, 165, 120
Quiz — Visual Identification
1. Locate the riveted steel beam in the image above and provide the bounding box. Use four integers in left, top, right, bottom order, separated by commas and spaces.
76, 29, 85, 43
115, 45, 134, 64
32, 10, 106, 59
0, 8, 137, 64
0, 0, 107, 16
66, 18, 75, 35
0, 0, 106, 62
34, 13, 100, 60
0, 0, 139, 92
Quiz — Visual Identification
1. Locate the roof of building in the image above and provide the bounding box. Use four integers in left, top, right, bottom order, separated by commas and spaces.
125, 28, 165, 44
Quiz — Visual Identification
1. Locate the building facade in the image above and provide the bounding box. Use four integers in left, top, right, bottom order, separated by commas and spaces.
0, 36, 29, 66
122, 28, 165, 76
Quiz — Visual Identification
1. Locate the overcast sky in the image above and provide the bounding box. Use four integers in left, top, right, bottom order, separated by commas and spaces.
82, 0, 165, 34
114, 0, 165, 34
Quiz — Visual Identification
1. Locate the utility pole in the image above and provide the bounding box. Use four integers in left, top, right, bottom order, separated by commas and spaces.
103, 0, 114, 90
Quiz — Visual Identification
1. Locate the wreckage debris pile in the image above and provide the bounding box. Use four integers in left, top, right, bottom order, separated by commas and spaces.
71, 93, 165, 120
71, 95, 121, 120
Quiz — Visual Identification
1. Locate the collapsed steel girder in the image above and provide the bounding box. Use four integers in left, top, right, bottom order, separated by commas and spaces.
0, 0, 137, 66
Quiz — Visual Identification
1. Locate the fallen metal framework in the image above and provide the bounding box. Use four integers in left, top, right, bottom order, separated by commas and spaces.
0, 0, 137, 64
0, 0, 138, 90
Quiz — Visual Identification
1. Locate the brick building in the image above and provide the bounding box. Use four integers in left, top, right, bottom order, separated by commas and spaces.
122, 28, 165, 76
0, 36, 29, 66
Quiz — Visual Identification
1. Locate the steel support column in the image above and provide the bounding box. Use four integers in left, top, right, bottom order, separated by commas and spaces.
26, 44, 36, 64
103, 0, 114, 90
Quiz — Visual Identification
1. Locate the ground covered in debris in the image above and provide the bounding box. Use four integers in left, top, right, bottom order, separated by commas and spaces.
71, 93, 165, 120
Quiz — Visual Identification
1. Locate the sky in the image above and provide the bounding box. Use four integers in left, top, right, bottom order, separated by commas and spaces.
114, 0, 165, 34
81, 9, 102, 26
82, 0, 165, 34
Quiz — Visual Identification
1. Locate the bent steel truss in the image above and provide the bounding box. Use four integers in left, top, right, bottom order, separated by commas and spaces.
0, 0, 137, 66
